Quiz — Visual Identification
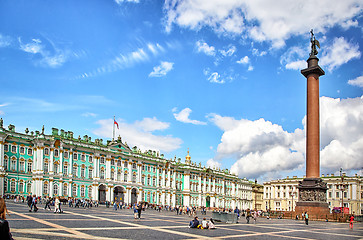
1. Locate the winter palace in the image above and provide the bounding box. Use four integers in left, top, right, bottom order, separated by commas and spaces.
0, 118, 253, 209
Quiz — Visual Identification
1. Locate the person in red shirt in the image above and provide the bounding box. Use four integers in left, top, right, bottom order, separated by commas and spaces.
349, 214, 354, 229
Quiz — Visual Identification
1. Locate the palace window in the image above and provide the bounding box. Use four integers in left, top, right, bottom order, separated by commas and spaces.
132, 173, 136, 183
54, 149, 59, 157
117, 171, 121, 181
124, 172, 128, 182
63, 184, 68, 196
73, 153, 78, 160
142, 176, 145, 185
54, 164, 58, 174
72, 165, 77, 176
111, 159, 115, 165
63, 165, 68, 175
20, 147, 25, 154
80, 186, 85, 197
142, 165, 145, 171
344, 192, 347, 198
117, 160, 121, 167
89, 156, 93, 163
44, 162, 49, 174
11, 159, 16, 171
153, 178, 156, 186
81, 167, 85, 178
72, 185, 77, 196
19, 161, 25, 172
124, 162, 128, 168
4, 158, 7, 170
132, 163, 136, 169
147, 166, 150, 172
43, 182, 49, 195
89, 169, 93, 179
54, 184, 59, 195
100, 157, 105, 164
28, 161, 33, 172
10, 181, 16, 192
81, 155, 85, 161
147, 176, 150, 186
44, 148, 49, 155
4, 144, 8, 152
100, 169, 105, 179
4, 179, 7, 192
328, 192, 332, 198
64, 151, 69, 158
336, 192, 340, 198
88, 186, 92, 198
11, 145, 16, 153
28, 148, 32, 155
111, 169, 115, 180
27, 182, 32, 193
19, 182, 24, 192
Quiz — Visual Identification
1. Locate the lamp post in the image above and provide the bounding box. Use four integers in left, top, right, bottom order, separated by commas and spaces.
289, 190, 296, 212
339, 168, 348, 218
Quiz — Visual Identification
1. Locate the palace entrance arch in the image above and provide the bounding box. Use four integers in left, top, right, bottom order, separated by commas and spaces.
131, 188, 138, 204
98, 184, 107, 203
114, 186, 125, 203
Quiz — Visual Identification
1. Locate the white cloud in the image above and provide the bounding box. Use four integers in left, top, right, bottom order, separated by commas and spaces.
81, 112, 98, 117
115, 0, 139, 4
163, 0, 363, 48
0, 110, 4, 115
280, 45, 307, 70
195, 40, 216, 56
206, 158, 222, 169
173, 107, 207, 125
18, 38, 71, 68
134, 117, 170, 131
149, 61, 174, 77
93, 118, 182, 152
252, 48, 266, 57
320, 37, 361, 71
0, 34, 12, 47
348, 76, 363, 88
209, 95, 363, 179
219, 45, 236, 57
285, 60, 306, 70
236, 56, 249, 64
237, 56, 254, 71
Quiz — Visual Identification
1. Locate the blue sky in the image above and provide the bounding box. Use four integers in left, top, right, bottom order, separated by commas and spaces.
1, 0, 362, 182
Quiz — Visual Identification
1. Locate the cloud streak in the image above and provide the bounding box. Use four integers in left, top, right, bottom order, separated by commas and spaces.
173, 107, 207, 125
149, 61, 174, 77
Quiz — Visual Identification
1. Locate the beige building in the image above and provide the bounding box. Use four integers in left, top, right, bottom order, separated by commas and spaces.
263, 174, 362, 214
252, 180, 264, 210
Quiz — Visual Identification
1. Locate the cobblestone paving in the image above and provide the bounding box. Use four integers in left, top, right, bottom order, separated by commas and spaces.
6, 201, 363, 240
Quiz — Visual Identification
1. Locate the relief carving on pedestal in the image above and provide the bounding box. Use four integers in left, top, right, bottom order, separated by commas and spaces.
299, 189, 327, 202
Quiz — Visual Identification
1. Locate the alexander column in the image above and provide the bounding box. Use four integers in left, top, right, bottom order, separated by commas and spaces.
295, 30, 329, 216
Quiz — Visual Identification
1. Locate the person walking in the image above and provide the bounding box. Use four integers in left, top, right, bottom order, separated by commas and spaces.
349, 214, 354, 229
137, 202, 143, 219
31, 195, 38, 212
253, 210, 258, 224
0, 197, 14, 240
304, 212, 309, 225
54, 197, 61, 213
44, 197, 51, 211
246, 209, 251, 224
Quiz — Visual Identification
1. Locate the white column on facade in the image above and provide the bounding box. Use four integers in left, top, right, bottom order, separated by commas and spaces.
137, 163, 142, 184
156, 167, 159, 187
69, 150, 73, 177
162, 168, 166, 187
106, 157, 111, 180
68, 182, 72, 197
59, 181, 63, 197
127, 161, 132, 182
93, 156, 98, 178
49, 148, 54, 175
125, 187, 130, 204
0, 138, 4, 169
59, 148, 63, 175
166, 169, 171, 188
93, 183, 98, 201
172, 171, 176, 189
106, 185, 112, 202
49, 180, 54, 197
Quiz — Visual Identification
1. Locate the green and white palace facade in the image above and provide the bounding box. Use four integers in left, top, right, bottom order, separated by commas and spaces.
0, 119, 252, 209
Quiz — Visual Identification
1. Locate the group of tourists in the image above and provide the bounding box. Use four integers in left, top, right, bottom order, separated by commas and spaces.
189, 216, 216, 229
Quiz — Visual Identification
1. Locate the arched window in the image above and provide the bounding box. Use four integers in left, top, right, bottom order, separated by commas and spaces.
19, 161, 25, 172
89, 156, 93, 163
44, 162, 49, 173
72, 184, 77, 197
117, 170, 121, 181
11, 159, 16, 171
20, 146, 25, 154
43, 182, 49, 195
88, 186, 92, 198
81, 166, 85, 178
100, 169, 105, 179
63, 184, 68, 196
147, 176, 150, 186
111, 169, 115, 180
54, 149, 59, 157
123, 172, 128, 182
4, 157, 8, 170
54, 184, 58, 195
27, 182, 32, 193
19, 182, 24, 192
10, 180, 16, 192
80, 185, 85, 197
88, 168, 93, 179
44, 148, 49, 155
132, 172, 136, 183
72, 165, 77, 176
